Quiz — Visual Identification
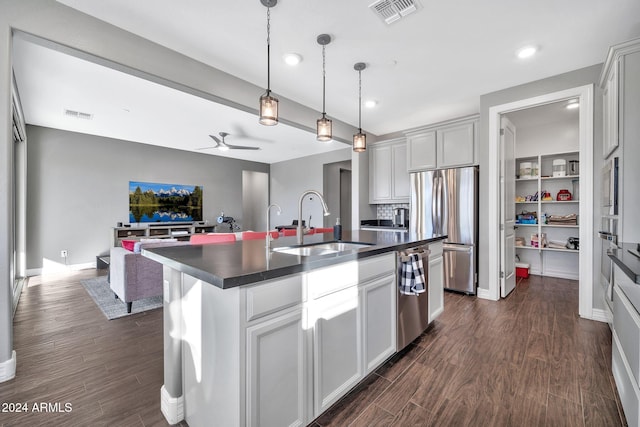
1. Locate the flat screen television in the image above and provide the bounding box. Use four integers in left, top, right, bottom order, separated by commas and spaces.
129, 181, 203, 223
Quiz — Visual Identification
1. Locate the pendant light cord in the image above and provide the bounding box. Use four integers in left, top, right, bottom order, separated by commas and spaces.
321, 44, 326, 116
266, 7, 271, 94
358, 69, 362, 132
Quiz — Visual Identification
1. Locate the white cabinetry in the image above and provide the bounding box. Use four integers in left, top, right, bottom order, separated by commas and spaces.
602, 59, 619, 158
612, 267, 640, 427
246, 308, 307, 427
600, 38, 640, 243
361, 274, 396, 375
311, 285, 362, 416
405, 116, 478, 172
306, 253, 396, 417
428, 240, 444, 323
514, 151, 580, 280
369, 138, 409, 204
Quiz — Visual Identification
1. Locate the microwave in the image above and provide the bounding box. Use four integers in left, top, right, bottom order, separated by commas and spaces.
602, 156, 619, 215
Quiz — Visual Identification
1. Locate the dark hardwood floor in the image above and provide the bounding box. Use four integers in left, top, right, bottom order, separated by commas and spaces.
314, 275, 627, 427
0, 269, 186, 427
0, 271, 626, 426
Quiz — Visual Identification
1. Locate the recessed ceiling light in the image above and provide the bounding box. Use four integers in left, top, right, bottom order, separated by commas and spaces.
566, 101, 579, 110
516, 46, 537, 59
365, 100, 377, 108
283, 53, 302, 66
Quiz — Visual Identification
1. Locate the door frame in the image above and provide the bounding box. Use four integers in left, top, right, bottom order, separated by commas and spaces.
486, 85, 595, 319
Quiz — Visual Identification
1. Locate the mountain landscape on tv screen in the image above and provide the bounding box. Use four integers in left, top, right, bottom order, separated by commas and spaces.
129, 181, 203, 223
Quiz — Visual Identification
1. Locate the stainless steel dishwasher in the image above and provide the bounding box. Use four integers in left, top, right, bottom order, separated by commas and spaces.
396, 246, 430, 350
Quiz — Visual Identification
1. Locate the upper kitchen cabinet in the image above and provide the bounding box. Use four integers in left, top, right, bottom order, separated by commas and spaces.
369, 138, 410, 204
405, 115, 479, 172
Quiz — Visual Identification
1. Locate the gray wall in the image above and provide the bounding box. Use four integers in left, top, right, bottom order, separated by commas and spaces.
478, 64, 604, 306
270, 149, 352, 229
26, 125, 268, 270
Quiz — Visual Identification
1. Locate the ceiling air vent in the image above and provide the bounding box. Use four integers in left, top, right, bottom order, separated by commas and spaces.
64, 109, 93, 120
369, 0, 419, 25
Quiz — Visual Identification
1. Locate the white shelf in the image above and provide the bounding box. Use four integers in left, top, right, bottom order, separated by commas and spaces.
514, 150, 580, 279
515, 245, 579, 253
540, 175, 579, 181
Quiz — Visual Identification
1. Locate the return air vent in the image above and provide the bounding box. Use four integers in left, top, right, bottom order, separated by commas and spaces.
369, 0, 419, 25
64, 109, 93, 120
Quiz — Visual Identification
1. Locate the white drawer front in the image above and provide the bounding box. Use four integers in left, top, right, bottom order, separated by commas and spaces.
245, 274, 303, 322
357, 253, 396, 284
614, 284, 640, 386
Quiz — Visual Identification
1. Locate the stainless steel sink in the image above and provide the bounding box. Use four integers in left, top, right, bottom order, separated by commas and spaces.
272, 241, 374, 257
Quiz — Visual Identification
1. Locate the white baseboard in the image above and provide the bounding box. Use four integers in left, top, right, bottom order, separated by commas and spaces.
0, 351, 16, 383
590, 308, 611, 324
476, 287, 498, 301
161, 385, 184, 424
27, 261, 97, 277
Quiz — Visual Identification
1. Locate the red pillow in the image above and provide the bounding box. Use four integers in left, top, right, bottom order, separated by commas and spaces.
121, 240, 136, 251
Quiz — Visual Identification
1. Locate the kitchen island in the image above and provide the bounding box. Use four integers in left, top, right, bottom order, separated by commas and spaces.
143, 230, 446, 427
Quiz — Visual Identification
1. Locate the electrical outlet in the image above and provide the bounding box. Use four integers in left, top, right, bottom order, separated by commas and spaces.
60, 250, 68, 258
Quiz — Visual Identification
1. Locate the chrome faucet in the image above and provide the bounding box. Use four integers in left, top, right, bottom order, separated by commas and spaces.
297, 190, 330, 245
266, 203, 282, 248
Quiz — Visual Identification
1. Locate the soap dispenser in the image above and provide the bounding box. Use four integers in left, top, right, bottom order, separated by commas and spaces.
333, 217, 342, 240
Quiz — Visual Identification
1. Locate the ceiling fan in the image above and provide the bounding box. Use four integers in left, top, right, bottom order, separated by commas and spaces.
198, 132, 260, 151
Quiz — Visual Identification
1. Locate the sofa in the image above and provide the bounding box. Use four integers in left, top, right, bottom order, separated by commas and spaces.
109, 239, 189, 313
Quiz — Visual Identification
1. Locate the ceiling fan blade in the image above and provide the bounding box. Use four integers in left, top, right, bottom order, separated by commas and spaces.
209, 134, 222, 143
195, 146, 217, 150
225, 144, 261, 150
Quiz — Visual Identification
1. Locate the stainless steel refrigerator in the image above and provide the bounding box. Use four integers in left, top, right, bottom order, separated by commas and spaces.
410, 166, 478, 294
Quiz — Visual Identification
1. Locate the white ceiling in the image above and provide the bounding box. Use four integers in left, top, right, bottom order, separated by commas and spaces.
12, 0, 640, 163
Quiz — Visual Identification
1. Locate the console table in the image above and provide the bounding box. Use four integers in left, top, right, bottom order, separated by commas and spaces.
112, 223, 215, 247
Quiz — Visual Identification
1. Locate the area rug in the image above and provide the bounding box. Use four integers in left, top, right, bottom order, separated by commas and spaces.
80, 276, 162, 320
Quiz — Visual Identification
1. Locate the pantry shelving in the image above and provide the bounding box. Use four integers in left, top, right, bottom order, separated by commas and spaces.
515, 150, 580, 279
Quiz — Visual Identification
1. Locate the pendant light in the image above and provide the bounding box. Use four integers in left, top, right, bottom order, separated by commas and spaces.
316, 34, 332, 142
353, 62, 367, 152
259, 0, 278, 126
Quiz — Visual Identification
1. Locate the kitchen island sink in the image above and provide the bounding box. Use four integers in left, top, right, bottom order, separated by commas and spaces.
272, 241, 375, 256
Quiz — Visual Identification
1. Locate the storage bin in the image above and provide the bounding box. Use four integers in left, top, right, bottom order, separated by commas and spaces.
553, 159, 566, 177
519, 162, 532, 179
515, 262, 530, 278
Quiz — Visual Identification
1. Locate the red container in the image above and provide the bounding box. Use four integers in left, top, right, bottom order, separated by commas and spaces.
515, 263, 530, 278
557, 189, 572, 201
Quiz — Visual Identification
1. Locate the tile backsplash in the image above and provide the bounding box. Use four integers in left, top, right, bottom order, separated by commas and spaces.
377, 203, 410, 220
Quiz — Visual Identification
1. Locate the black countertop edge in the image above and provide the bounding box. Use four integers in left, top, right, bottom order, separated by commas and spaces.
142, 231, 447, 290
608, 243, 640, 284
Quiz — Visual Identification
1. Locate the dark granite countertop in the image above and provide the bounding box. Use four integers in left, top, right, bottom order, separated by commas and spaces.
609, 243, 640, 284
142, 230, 446, 289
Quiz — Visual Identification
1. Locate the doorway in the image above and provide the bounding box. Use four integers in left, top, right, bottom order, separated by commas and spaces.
487, 85, 595, 320
323, 160, 351, 229
242, 171, 269, 231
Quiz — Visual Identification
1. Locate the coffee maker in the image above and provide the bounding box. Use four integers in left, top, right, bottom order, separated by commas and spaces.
393, 208, 409, 228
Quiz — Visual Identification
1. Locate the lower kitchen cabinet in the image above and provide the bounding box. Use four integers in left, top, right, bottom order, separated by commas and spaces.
361, 273, 396, 374
177, 253, 398, 427
612, 267, 640, 427
311, 285, 362, 416
246, 308, 307, 427
428, 241, 444, 323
